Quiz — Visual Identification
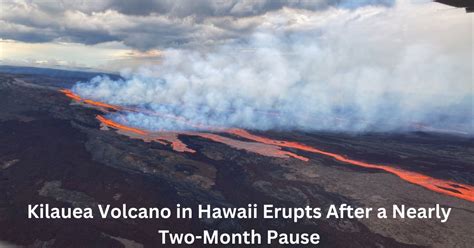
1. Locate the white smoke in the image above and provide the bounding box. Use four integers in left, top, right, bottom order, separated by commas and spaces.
72, 1, 473, 134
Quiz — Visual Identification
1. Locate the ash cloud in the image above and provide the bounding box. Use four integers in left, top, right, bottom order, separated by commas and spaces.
72, 1, 472, 134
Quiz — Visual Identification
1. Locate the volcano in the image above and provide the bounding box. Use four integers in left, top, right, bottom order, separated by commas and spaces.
0, 68, 473, 247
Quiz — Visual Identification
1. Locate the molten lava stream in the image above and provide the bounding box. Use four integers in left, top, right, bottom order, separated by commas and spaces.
59, 89, 82, 102
60, 89, 474, 202
96, 115, 147, 135
60, 89, 224, 130
96, 115, 196, 153
185, 132, 309, 161
226, 129, 474, 202
60, 89, 122, 111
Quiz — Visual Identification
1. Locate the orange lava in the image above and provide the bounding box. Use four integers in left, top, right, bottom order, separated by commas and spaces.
61, 89, 122, 111
150, 132, 196, 153
84, 99, 122, 111
59, 89, 82, 102
96, 115, 147, 135
227, 129, 474, 202
95, 115, 305, 160
187, 132, 309, 161
60, 89, 223, 130
61, 89, 474, 202
170, 139, 196, 153
96, 115, 195, 153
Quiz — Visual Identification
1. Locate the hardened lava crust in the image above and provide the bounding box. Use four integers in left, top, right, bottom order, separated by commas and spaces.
0, 72, 473, 247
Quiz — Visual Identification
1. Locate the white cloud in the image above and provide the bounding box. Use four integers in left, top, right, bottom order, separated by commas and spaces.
71, 1, 473, 133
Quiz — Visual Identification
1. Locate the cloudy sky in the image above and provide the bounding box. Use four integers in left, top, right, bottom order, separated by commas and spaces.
1, 0, 471, 133
0, 0, 468, 71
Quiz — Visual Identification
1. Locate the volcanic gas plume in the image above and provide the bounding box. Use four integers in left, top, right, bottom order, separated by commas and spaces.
70, 1, 472, 135
61, 89, 474, 202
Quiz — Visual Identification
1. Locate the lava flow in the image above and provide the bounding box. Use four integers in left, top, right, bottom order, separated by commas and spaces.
61, 88, 304, 159
96, 115, 147, 135
96, 116, 196, 153
61, 89, 474, 202
95, 115, 307, 161
60, 89, 122, 111
226, 129, 474, 202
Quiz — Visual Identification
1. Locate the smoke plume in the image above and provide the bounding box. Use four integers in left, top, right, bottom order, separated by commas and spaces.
72, 1, 473, 134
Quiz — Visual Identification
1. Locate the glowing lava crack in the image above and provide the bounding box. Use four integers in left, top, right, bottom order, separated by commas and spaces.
61, 89, 474, 202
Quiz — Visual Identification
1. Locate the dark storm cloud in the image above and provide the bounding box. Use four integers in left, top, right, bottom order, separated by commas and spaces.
0, 0, 394, 50
107, 0, 394, 17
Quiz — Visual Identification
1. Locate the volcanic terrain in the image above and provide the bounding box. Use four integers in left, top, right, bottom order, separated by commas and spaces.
0, 70, 473, 247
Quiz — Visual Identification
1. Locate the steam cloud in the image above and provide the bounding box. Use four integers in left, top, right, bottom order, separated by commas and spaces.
72, 1, 473, 134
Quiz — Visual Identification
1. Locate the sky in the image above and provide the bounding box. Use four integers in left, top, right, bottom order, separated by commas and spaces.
0, 0, 472, 133
0, 0, 470, 72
